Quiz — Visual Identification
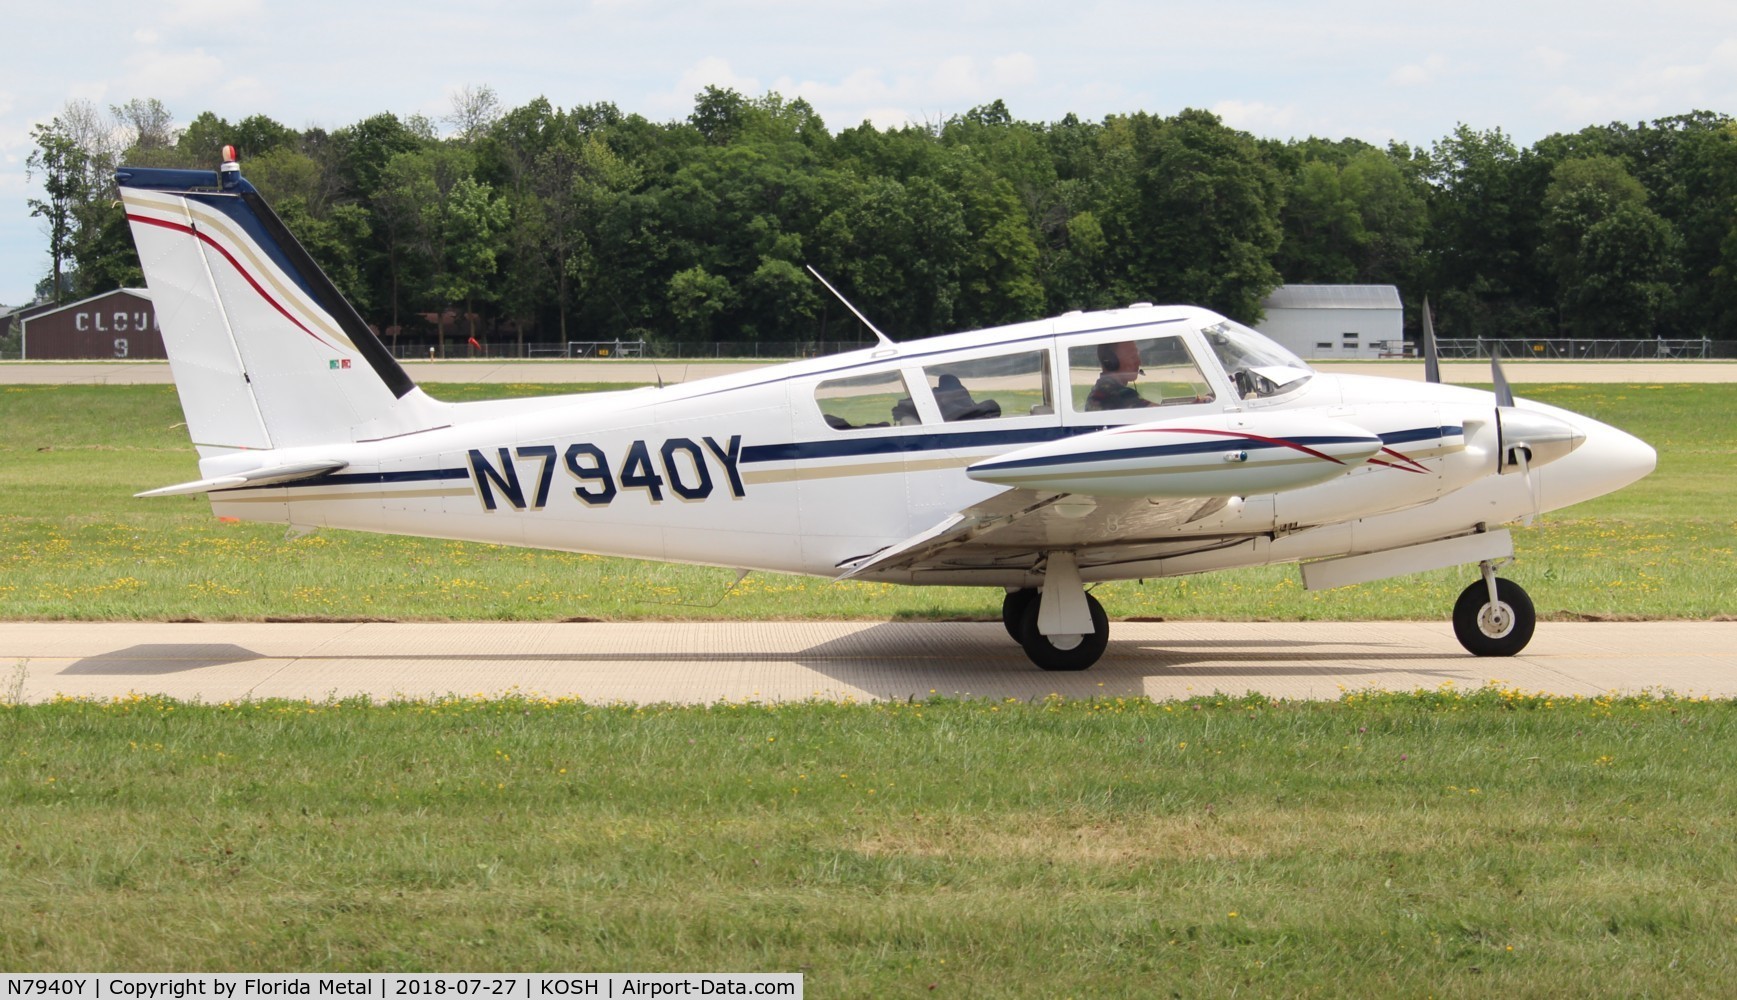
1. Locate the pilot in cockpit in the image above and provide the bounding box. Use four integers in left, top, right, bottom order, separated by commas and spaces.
1085, 341, 1157, 411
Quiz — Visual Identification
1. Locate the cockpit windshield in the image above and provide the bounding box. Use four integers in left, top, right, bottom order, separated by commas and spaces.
1201, 319, 1313, 400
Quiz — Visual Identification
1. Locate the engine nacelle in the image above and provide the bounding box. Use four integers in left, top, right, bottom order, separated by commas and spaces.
967, 412, 1385, 498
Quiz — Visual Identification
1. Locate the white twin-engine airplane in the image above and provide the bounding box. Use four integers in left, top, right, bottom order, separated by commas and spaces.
119, 152, 1656, 671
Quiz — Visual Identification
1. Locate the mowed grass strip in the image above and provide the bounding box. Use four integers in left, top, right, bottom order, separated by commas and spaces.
2, 690, 1734, 993
2, 382, 1732, 622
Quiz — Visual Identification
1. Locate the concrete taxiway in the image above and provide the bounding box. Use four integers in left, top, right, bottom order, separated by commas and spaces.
3, 620, 1732, 705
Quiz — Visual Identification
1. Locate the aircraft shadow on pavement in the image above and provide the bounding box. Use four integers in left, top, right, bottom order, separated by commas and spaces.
795, 622, 1473, 690
62, 644, 266, 676
57, 624, 1475, 696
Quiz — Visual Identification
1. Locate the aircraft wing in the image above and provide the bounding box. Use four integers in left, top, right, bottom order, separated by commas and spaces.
835, 489, 1239, 580
836, 410, 1393, 581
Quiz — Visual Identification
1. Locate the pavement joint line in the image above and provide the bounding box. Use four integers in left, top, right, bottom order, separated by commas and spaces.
248, 620, 369, 701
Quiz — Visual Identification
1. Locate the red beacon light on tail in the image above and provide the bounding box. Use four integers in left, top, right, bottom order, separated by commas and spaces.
219, 145, 241, 189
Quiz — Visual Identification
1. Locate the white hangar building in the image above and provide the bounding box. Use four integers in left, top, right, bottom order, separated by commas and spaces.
1255, 284, 1403, 360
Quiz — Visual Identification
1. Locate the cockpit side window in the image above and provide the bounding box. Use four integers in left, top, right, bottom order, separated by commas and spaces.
922, 350, 1052, 422
1067, 334, 1215, 413
814, 369, 921, 431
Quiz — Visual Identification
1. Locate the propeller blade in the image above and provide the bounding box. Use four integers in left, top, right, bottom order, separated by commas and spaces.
1490, 344, 1515, 408
1518, 447, 1538, 527
1420, 296, 1441, 384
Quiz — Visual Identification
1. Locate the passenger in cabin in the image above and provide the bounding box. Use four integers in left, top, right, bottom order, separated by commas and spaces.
1086, 341, 1157, 410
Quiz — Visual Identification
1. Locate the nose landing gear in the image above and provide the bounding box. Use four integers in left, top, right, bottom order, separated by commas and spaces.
1452, 561, 1536, 656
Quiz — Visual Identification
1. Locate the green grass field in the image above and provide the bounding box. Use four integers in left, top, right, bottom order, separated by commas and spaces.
2, 381, 1732, 623
3, 689, 1734, 993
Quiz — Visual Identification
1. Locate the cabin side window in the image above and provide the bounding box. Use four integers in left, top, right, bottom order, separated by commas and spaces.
1066, 334, 1215, 413
922, 350, 1052, 422
814, 369, 921, 430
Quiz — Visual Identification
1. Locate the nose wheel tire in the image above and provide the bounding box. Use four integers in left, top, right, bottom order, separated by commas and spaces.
1018, 591, 1110, 671
1452, 577, 1536, 657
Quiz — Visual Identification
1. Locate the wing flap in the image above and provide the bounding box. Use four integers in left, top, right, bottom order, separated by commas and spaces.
838, 488, 1244, 580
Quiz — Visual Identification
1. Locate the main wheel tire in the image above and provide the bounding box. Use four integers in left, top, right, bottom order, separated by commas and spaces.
1018, 590, 1110, 671
1452, 577, 1536, 657
1001, 589, 1038, 641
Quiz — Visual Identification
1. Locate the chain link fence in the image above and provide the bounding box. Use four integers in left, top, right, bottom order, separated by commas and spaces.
1434, 338, 1728, 359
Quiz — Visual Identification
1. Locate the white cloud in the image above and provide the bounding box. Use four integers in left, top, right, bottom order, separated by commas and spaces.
1388, 54, 1449, 87
656, 57, 763, 117
1212, 99, 1299, 134
1528, 46, 1570, 74
990, 53, 1037, 88
757, 53, 1042, 130
930, 55, 981, 99
773, 68, 896, 107
165, 0, 263, 23
121, 47, 226, 100
1537, 84, 1656, 123
861, 106, 918, 130
1659, 62, 1709, 84
924, 54, 1037, 103
66, 82, 110, 105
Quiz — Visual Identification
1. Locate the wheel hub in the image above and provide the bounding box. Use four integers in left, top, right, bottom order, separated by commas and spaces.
1478, 601, 1516, 639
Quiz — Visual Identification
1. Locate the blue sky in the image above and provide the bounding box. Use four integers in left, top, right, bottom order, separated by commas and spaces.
5, 0, 1736, 307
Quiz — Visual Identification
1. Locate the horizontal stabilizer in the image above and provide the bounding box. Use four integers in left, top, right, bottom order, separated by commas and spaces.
135, 460, 348, 498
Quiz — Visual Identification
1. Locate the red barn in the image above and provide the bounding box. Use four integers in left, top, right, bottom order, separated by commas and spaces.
21, 288, 165, 359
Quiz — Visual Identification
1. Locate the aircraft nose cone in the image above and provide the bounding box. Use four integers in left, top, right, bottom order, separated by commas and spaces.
1536, 412, 1655, 511
1604, 423, 1657, 486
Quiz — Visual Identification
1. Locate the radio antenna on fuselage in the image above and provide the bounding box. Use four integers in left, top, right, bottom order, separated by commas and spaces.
806, 265, 897, 350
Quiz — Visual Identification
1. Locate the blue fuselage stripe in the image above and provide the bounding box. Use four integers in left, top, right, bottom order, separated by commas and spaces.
232, 425, 1462, 492
739, 425, 1105, 464
292, 468, 470, 488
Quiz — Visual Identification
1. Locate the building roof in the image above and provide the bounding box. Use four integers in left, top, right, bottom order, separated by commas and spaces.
1262, 284, 1401, 310
20, 288, 152, 324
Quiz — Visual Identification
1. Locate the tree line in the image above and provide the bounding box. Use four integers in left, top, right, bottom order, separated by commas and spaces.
24, 88, 1737, 354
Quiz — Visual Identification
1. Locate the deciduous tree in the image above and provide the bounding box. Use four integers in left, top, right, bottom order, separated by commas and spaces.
26, 118, 88, 304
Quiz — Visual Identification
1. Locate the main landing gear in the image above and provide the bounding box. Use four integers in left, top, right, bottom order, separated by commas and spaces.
1003, 587, 1109, 671
1451, 560, 1536, 657
1002, 552, 1111, 671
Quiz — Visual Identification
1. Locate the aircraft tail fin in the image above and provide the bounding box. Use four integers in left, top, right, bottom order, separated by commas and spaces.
117, 157, 441, 457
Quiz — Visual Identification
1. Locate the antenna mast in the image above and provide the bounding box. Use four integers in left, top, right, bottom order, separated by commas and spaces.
806, 265, 896, 350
